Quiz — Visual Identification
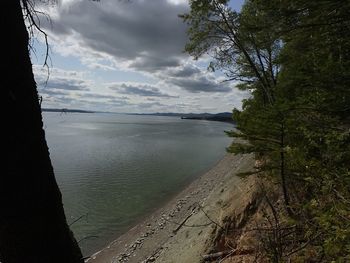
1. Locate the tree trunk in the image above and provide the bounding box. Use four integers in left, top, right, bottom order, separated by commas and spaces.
1, 1, 83, 262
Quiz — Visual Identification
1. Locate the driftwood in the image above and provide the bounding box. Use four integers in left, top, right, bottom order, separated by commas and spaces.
172, 213, 193, 234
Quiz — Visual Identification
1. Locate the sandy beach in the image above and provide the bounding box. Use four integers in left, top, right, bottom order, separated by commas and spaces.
87, 153, 255, 263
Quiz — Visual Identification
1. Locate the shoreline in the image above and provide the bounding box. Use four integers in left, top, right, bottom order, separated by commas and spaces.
84, 153, 227, 256
87, 153, 254, 263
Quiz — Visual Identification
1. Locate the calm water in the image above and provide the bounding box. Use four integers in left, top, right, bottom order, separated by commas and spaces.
43, 112, 233, 256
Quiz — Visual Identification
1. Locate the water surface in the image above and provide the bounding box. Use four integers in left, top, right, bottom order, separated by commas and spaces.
43, 112, 233, 255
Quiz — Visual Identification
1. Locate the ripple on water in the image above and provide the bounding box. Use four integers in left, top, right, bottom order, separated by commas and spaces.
43, 112, 233, 255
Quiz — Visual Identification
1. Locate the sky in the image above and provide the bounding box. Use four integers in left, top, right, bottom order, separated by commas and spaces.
32, 0, 247, 113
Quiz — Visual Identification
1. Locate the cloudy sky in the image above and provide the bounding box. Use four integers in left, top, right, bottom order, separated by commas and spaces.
32, 0, 247, 113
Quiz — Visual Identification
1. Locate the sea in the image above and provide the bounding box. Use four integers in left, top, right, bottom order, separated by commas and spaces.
42, 112, 233, 256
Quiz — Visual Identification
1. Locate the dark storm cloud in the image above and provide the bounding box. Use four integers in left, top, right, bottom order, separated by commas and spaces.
168, 75, 232, 93
110, 83, 178, 98
157, 64, 232, 93
42, 0, 189, 72
129, 56, 182, 72
165, 64, 201, 78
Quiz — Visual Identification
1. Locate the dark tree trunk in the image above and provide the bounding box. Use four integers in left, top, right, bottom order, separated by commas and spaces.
1, 1, 83, 262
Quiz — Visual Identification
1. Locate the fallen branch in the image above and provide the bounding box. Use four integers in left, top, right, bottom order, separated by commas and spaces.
172, 213, 194, 234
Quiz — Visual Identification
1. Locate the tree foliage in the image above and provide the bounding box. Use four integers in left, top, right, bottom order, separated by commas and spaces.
182, 0, 350, 260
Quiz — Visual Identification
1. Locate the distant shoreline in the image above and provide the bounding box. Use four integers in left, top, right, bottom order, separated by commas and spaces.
42, 109, 235, 124
129, 112, 235, 124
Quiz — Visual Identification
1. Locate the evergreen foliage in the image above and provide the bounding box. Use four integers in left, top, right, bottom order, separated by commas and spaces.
182, 0, 350, 260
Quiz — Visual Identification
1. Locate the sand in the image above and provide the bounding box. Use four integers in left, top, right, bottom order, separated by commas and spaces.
87, 153, 255, 263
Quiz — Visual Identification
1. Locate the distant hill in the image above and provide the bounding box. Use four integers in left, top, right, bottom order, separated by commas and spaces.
42, 108, 95, 113
129, 112, 234, 124
180, 112, 234, 123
